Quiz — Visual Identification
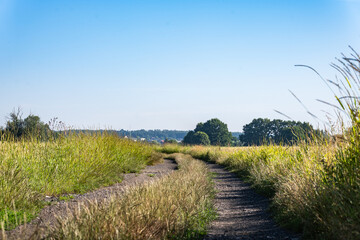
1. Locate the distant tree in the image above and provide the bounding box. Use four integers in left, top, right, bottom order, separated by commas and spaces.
193, 131, 211, 145
183, 118, 232, 146
164, 138, 178, 144
231, 136, 242, 146
0, 126, 4, 137
5, 108, 24, 139
183, 130, 195, 145
4, 109, 51, 140
240, 118, 322, 146
240, 118, 271, 145
194, 118, 233, 146
183, 131, 210, 145
116, 129, 188, 142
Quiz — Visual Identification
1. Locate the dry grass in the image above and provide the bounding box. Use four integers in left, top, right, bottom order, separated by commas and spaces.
0, 132, 156, 230
48, 153, 216, 240
160, 143, 360, 239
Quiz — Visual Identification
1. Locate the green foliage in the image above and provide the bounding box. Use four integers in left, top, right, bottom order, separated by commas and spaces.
183, 131, 210, 145
0, 209, 35, 230
50, 154, 216, 240
193, 131, 211, 145
58, 195, 74, 201
164, 138, 178, 144
0, 132, 154, 230
183, 131, 195, 145
3, 109, 51, 140
116, 129, 188, 142
195, 118, 232, 145
184, 118, 232, 146
240, 118, 323, 146
5, 109, 25, 139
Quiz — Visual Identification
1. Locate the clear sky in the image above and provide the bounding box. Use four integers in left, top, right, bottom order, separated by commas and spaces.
1, 0, 360, 131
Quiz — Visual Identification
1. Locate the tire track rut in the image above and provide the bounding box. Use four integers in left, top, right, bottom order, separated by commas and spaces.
204, 162, 301, 240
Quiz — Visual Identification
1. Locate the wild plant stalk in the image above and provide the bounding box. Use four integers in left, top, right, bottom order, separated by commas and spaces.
0, 131, 157, 230
159, 48, 360, 240
49, 154, 216, 240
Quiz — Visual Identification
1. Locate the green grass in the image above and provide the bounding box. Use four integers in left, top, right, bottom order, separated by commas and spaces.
0, 209, 34, 231
0, 132, 157, 230
163, 135, 360, 239
58, 195, 74, 201
48, 153, 216, 240
157, 49, 360, 240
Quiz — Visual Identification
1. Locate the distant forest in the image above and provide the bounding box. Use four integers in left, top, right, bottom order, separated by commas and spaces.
117, 129, 188, 142
67, 129, 241, 143
117, 129, 241, 142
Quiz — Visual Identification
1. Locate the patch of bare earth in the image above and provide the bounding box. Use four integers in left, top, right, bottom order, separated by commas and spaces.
2, 158, 177, 240
204, 162, 301, 240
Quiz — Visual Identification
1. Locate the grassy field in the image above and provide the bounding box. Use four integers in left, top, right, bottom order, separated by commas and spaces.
159, 141, 359, 239
48, 153, 215, 240
0, 132, 157, 230
158, 50, 360, 240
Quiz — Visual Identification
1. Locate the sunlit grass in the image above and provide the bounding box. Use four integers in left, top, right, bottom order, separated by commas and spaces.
0, 132, 156, 230
158, 48, 360, 240
160, 143, 360, 239
48, 153, 216, 240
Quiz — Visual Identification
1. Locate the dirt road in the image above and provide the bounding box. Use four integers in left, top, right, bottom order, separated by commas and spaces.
204, 162, 301, 240
2, 159, 177, 240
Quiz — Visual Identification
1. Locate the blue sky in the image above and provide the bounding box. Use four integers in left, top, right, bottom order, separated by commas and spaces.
1, 0, 360, 131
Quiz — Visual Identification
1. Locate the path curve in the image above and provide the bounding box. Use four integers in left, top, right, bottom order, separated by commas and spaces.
2, 158, 177, 240
204, 162, 301, 240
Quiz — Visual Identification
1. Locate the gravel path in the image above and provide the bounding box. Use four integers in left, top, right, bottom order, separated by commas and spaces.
204, 162, 301, 240
2, 158, 177, 240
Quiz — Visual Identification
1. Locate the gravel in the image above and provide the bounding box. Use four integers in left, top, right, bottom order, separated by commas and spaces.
2, 157, 303, 240
204, 162, 301, 240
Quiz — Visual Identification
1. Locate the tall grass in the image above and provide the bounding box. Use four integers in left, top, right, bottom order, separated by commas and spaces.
159, 49, 360, 239
48, 153, 215, 240
0, 132, 156, 230
163, 144, 342, 238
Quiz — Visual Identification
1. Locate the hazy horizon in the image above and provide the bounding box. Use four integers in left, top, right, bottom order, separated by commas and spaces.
1, 0, 360, 132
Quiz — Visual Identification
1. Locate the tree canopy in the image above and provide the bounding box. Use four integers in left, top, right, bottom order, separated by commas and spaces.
240, 118, 323, 146
3, 109, 51, 140
183, 118, 232, 146
183, 131, 211, 145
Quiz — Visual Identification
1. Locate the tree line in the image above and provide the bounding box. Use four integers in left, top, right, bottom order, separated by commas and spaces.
1, 109, 322, 146
240, 118, 324, 146
182, 118, 323, 146
183, 118, 235, 146
116, 129, 188, 142
0, 109, 51, 140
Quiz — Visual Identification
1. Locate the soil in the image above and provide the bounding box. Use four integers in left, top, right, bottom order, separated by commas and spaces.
204, 162, 301, 240
3, 156, 302, 240
2, 158, 177, 240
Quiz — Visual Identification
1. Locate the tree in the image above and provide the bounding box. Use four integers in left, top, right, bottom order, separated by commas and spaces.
193, 131, 211, 145
23, 114, 51, 139
4, 109, 50, 140
240, 118, 322, 146
183, 131, 195, 145
164, 138, 178, 144
0, 126, 4, 137
184, 118, 232, 146
183, 131, 210, 145
5, 108, 24, 139
240, 118, 271, 145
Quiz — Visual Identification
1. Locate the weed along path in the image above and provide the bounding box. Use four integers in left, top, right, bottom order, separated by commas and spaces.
204, 162, 300, 240
2, 158, 177, 240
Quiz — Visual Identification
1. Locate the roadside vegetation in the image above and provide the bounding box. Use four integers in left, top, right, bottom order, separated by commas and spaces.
0, 131, 156, 230
49, 154, 216, 240
161, 49, 360, 239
